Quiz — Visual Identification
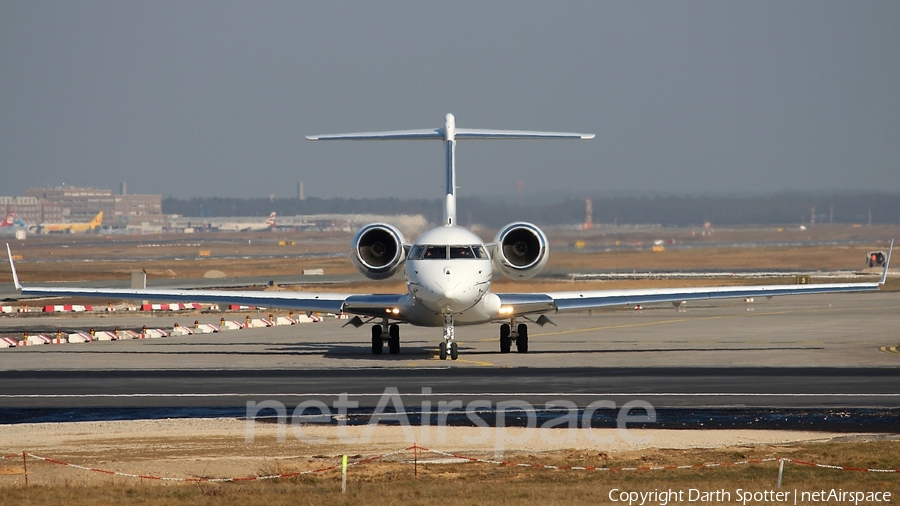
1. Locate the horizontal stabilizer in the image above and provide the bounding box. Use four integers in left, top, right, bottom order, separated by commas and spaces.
456, 129, 594, 140
307, 114, 594, 142
306, 129, 443, 141
306, 128, 594, 141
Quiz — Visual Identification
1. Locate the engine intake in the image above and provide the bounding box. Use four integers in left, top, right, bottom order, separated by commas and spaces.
492, 222, 548, 279
351, 223, 407, 280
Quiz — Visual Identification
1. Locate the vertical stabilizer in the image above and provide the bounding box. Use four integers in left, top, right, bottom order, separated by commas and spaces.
443, 113, 457, 226
307, 115, 593, 227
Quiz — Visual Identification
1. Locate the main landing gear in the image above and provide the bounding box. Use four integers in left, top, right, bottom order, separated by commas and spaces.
371, 318, 401, 355
499, 318, 528, 354
438, 314, 459, 361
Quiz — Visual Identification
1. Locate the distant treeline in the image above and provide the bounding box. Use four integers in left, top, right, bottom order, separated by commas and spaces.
162, 192, 900, 228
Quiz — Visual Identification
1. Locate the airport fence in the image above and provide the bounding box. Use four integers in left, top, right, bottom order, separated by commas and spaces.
2, 445, 898, 487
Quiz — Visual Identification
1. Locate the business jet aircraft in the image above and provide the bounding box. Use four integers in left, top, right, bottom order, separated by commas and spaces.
6, 114, 893, 360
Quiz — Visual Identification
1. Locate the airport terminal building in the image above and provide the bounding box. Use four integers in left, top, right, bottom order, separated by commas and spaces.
25, 185, 163, 228
0, 196, 62, 226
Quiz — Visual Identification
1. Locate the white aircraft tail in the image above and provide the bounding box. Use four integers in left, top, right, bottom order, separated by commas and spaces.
307, 114, 594, 226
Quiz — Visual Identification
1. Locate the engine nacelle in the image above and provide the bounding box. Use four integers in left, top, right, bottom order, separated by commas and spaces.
351, 223, 407, 280
492, 222, 549, 280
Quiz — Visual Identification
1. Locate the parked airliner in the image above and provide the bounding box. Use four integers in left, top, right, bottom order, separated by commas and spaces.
33, 211, 103, 234
6, 114, 892, 360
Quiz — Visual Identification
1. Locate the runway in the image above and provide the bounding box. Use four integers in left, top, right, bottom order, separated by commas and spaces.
1, 292, 898, 416
0, 367, 898, 409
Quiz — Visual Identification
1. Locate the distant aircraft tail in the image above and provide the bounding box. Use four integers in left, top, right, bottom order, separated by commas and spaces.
0, 212, 14, 227
265, 212, 276, 227
90, 212, 103, 229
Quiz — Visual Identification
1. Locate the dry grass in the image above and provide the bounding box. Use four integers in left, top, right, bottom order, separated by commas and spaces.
2, 226, 894, 284
0, 441, 897, 505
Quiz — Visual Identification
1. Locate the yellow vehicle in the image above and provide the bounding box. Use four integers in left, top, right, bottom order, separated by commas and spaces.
36, 212, 103, 234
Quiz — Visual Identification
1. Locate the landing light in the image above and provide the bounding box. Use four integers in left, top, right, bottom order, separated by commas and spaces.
498, 306, 514, 315
386, 308, 400, 315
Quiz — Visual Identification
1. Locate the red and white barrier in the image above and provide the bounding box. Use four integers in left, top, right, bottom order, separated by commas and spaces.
141, 303, 203, 312
24, 334, 53, 346
228, 304, 257, 311
67, 332, 93, 343
41, 305, 93, 313
94, 331, 119, 341
219, 320, 244, 330
1, 307, 328, 351
170, 325, 194, 336
193, 324, 219, 334
248, 318, 274, 328
1, 306, 13, 314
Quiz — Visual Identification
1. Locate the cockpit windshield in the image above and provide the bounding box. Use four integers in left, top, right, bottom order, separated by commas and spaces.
423, 246, 447, 259
408, 245, 488, 260
449, 246, 473, 259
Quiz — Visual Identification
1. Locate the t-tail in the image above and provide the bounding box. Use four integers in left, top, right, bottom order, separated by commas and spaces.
307, 113, 594, 226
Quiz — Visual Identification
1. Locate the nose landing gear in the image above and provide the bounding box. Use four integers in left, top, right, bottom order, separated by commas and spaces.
438, 314, 458, 360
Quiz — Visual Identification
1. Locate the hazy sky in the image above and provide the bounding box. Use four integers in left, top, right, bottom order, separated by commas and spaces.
2, 2, 898, 200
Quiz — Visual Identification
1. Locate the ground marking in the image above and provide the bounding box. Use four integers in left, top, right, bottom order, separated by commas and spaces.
531, 305, 900, 338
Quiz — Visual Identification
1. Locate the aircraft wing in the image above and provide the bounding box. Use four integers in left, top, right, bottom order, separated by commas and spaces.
498, 241, 892, 316
6, 245, 405, 318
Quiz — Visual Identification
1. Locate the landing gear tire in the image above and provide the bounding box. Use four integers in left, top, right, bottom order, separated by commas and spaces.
516, 323, 529, 354
499, 324, 511, 354
450, 342, 458, 360
439, 342, 448, 360
388, 324, 400, 355
371, 325, 383, 355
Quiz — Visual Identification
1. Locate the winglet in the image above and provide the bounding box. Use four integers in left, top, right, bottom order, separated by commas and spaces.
6, 244, 22, 291
878, 239, 893, 286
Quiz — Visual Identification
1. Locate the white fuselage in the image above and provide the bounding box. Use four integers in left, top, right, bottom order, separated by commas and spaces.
398, 225, 500, 326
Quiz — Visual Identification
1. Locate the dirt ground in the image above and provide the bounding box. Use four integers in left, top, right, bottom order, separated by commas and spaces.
0, 419, 888, 486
